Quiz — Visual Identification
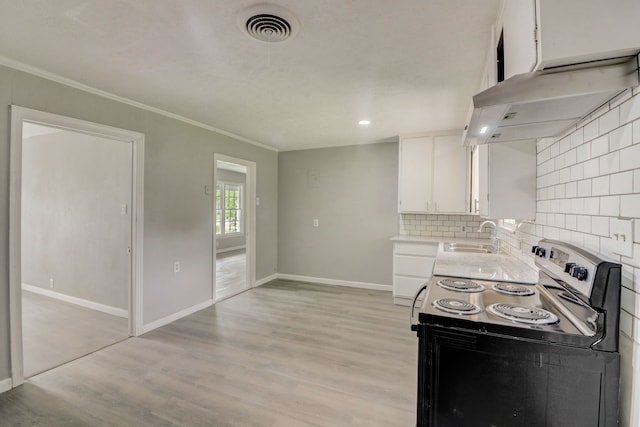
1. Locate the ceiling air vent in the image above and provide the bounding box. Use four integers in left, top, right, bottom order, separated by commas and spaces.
237, 4, 299, 43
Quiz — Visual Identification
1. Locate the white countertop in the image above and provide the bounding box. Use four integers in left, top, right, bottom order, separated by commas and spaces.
434, 251, 538, 284
390, 235, 538, 284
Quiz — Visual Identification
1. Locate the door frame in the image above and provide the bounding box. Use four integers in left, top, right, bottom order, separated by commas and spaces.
8, 106, 145, 387
213, 153, 256, 300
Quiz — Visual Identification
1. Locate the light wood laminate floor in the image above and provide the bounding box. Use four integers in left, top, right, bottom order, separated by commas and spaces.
216, 249, 247, 301
1, 280, 417, 426
22, 290, 129, 378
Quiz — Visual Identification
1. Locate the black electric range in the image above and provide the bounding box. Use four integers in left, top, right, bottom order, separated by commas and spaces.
411, 239, 621, 427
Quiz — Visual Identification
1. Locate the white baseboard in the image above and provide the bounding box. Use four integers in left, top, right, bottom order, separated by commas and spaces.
216, 245, 246, 254
0, 378, 12, 394
276, 274, 391, 292
141, 299, 213, 334
22, 283, 128, 318
255, 273, 278, 287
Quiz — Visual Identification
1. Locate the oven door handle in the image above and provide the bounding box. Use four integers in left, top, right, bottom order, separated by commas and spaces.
410, 284, 428, 331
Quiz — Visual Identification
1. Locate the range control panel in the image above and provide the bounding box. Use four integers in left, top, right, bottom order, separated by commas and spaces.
532, 244, 596, 298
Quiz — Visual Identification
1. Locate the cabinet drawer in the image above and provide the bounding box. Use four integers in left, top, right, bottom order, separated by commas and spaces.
394, 243, 438, 256
394, 276, 429, 298
394, 255, 435, 277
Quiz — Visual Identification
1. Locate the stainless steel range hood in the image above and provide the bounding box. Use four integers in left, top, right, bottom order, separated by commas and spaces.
463, 56, 639, 145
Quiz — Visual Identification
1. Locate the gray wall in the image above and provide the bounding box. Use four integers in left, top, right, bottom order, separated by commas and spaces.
0, 64, 278, 381
278, 142, 398, 285
216, 169, 247, 251
22, 129, 132, 309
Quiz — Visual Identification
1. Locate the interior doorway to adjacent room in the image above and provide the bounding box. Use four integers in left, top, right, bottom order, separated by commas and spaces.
213, 155, 256, 301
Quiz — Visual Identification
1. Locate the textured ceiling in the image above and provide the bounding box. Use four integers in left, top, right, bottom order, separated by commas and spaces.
0, 0, 501, 151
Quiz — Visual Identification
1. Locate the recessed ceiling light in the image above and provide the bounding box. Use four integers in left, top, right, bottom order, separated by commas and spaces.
480, 126, 489, 134
358, 120, 371, 126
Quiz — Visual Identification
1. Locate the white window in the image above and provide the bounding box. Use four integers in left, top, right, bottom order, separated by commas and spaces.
216, 182, 243, 236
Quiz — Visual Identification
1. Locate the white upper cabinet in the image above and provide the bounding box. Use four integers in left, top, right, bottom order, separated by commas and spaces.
502, 0, 537, 79
473, 140, 536, 220
501, 0, 640, 78
398, 134, 469, 214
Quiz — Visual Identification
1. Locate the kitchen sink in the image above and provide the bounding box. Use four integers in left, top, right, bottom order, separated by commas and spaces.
442, 242, 497, 254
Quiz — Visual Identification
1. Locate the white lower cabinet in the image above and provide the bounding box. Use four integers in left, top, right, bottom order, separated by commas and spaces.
392, 242, 438, 306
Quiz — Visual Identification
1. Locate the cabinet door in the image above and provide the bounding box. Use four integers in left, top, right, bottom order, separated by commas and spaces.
398, 137, 434, 212
502, 0, 537, 79
433, 135, 469, 213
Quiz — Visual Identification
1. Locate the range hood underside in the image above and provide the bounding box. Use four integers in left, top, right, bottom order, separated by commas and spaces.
464, 56, 640, 145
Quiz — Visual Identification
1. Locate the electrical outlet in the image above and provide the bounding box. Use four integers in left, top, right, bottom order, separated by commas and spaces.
174, 261, 180, 273
49, 278, 54, 289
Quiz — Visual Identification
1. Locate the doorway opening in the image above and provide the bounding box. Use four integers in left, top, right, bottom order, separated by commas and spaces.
9, 106, 145, 387
213, 155, 256, 301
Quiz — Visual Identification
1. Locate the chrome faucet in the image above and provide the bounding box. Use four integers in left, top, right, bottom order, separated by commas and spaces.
477, 220, 497, 233
478, 220, 500, 251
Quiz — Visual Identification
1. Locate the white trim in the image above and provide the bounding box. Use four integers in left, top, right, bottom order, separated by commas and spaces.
276, 274, 392, 291
0, 378, 12, 394
0, 56, 277, 153
255, 274, 279, 287
141, 300, 213, 334
9, 106, 145, 388
21, 284, 128, 318
213, 155, 257, 301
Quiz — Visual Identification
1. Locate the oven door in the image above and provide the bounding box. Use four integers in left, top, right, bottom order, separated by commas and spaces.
416, 324, 620, 427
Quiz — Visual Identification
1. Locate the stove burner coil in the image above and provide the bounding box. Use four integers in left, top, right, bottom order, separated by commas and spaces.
487, 303, 559, 325
433, 298, 481, 315
437, 278, 485, 293
492, 283, 535, 296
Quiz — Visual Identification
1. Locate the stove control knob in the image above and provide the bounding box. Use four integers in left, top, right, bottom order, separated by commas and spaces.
531, 245, 539, 254
535, 247, 546, 257
572, 266, 588, 281
564, 262, 576, 273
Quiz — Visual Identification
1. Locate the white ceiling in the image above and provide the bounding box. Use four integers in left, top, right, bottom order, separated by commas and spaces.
0, 0, 501, 151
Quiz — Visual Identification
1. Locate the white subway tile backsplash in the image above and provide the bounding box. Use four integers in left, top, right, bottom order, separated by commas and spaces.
570, 128, 584, 148
600, 108, 620, 135
620, 310, 633, 337
600, 196, 620, 216
583, 158, 600, 179
591, 216, 609, 236
577, 179, 592, 197
559, 168, 571, 184
610, 123, 633, 151
583, 120, 599, 142
576, 142, 591, 163
620, 93, 640, 124
591, 135, 609, 157
623, 264, 635, 291
555, 184, 566, 199
565, 181, 577, 197
633, 120, 640, 144
610, 171, 634, 195
570, 164, 584, 181
565, 215, 577, 230
584, 197, 600, 215
592, 176, 610, 196
564, 149, 577, 167
577, 215, 591, 233
635, 170, 640, 192
599, 151, 620, 175
620, 194, 640, 217
620, 143, 640, 171
583, 234, 600, 253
